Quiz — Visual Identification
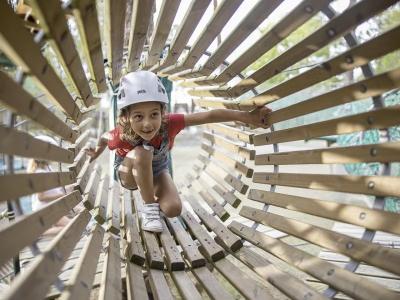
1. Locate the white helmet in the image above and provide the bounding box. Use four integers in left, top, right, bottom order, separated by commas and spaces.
117, 71, 169, 111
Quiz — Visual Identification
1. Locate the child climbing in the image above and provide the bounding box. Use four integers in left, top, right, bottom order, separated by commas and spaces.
85, 71, 271, 233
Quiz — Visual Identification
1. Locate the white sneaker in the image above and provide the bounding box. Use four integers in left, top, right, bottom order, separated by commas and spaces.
142, 203, 163, 233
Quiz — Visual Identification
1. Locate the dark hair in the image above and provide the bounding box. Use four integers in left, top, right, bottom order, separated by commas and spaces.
117, 103, 167, 145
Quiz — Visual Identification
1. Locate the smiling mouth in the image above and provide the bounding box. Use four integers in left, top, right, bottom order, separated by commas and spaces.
141, 130, 154, 134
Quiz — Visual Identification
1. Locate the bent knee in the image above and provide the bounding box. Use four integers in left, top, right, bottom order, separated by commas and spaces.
127, 146, 153, 166
162, 201, 182, 218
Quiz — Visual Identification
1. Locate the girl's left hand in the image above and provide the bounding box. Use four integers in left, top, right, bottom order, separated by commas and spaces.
244, 106, 272, 128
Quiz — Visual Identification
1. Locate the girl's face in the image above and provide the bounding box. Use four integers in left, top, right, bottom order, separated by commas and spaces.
127, 101, 163, 141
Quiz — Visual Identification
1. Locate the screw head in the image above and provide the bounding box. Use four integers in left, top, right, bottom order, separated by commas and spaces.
367, 181, 375, 189
370, 148, 377, 156
359, 212, 366, 220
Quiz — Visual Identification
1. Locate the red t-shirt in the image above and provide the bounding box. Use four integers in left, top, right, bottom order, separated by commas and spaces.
108, 113, 185, 157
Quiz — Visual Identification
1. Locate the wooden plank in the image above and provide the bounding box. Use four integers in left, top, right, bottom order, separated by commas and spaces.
159, 219, 185, 271
107, 183, 121, 234
0, 191, 81, 267
197, 188, 229, 221
94, 175, 110, 224
233, 247, 326, 300
30, 0, 96, 107
166, 217, 206, 268
75, 158, 93, 194
240, 23, 400, 106
266, 67, 400, 124
0, 126, 74, 163
76, 117, 94, 136
189, 0, 332, 86
0, 71, 77, 142
70, 130, 91, 157
148, 269, 174, 300
2, 211, 91, 300
0, 2, 83, 124
171, 271, 202, 300
253, 105, 400, 146
151, 0, 211, 72
185, 195, 242, 252
72, 0, 107, 93
142, 229, 164, 270
69, 147, 88, 177
180, 209, 225, 262
253, 172, 400, 197
179, 0, 283, 79
256, 141, 400, 165
194, 0, 399, 98
249, 189, 400, 236
205, 123, 253, 144
202, 143, 253, 177
191, 267, 233, 300
0, 171, 75, 203
82, 165, 101, 209
163, 0, 243, 75
214, 257, 275, 300
203, 159, 248, 194
143, 0, 181, 69
125, 260, 149, 300
125, 213, 146, 266
98, 234, 122, 300
241, 206, 400, 276
191, 165, 241, 208
105, 0, 127, 85
59, 224, 105, 300
127, 0, 155, 71
203, 131, 255, 160
229, 221, 399, 300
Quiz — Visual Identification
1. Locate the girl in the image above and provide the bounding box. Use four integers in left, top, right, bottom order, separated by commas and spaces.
85, 71, 271, 233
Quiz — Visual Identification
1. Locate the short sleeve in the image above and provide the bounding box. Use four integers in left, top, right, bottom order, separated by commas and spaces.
168, 114, 185, 138
107, 128, 119, 150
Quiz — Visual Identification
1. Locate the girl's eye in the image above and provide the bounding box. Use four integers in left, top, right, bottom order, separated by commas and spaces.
133, 115, 142, 121
152, 112, 160, 118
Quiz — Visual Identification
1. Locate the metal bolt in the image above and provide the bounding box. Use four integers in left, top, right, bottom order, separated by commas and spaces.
370, 148, 377, 156
304, 5, 313, 13
359, 83, 368, 93
346, 242, 353, 249
265, 176, 270, 180
327, 28, 336, 37
367, 181, 375, 189
345, 55, 354, 64
327, 269, 335, 276
367, 116, 374, 125
265, 136, 269, 142
359, 212, 366, 220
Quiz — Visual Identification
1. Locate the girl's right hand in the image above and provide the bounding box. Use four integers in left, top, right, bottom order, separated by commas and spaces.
84, 147, 97, 162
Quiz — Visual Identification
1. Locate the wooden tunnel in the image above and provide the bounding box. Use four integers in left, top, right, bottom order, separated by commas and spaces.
1, 0, 400, 299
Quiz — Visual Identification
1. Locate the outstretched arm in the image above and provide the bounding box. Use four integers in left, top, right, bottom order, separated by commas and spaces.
184, 107, 272, 128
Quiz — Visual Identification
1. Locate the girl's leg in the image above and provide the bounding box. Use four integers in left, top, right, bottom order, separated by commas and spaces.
154, 171, 182, 218
124, 146, 156, 203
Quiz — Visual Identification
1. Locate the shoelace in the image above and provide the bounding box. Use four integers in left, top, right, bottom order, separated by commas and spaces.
143, 205, 160, 221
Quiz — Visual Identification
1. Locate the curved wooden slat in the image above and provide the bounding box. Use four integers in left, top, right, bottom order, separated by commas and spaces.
163, 0, 243, 75
0, 71, 77, 142
142, 0, 181, 69
106, 183, 120, 234
248, 189, 400, 236
170, 271, 203, 300
177, 0, 283, 79
253, 172, 400, 197
98, 234, 122, 300
0, 191, 81, 267
0, 126, 74, 163
0, 171, 76, 203
266, 67, 400, 124
30, 0, 97, 107
72, 0, 107, 93
2, 210, 91, 300
240, 206, 400, 276
229, 221, 399, 300
188, 0, 333, 87
105, 0, 127, 85
127, 0, 155, 72
191, 267, 233, 300
0, 2, 83, 124
255, 141, 400, 165
93, 175, 109, 224
159, 219, 185, 271
253, 105, 400, 146
151, 0, 211, 73
59, 224, 105, 300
